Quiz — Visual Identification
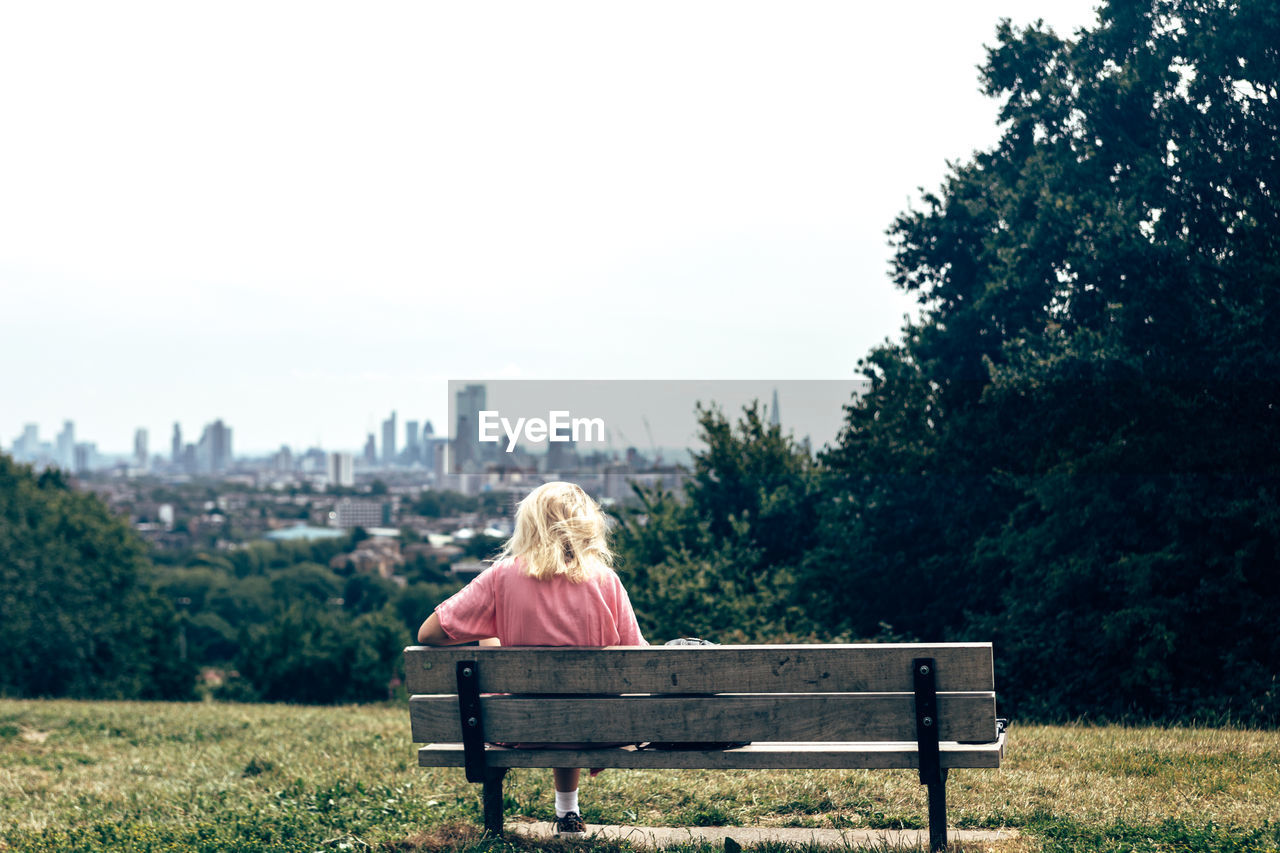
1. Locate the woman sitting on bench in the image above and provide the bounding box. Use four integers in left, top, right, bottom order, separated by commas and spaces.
417, 481, 648, 838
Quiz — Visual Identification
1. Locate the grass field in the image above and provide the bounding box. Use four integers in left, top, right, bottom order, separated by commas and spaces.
1, 699, 1277, 852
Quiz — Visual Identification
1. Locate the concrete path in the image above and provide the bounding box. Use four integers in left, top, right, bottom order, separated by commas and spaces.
509, 820, 1020, 848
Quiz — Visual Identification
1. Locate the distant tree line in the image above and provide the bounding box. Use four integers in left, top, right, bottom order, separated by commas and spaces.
150, 535, 461, 703
0, 453, 464, 703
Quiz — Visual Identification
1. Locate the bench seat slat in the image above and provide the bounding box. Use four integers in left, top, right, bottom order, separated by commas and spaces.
409, 692, 997, 744
404, 644, 993, 695
417, 733, 1006, 770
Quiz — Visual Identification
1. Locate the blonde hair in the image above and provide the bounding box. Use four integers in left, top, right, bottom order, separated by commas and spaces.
496, 481, 613, 583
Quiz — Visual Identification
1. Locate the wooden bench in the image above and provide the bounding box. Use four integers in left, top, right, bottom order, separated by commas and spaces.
404, 643, 1006, 851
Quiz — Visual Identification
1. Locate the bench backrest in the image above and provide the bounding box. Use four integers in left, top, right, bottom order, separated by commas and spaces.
404, 643, 997, 744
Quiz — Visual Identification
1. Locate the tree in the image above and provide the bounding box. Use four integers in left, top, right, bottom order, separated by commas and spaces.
234, 604, 404, 703
412, 489, 478, 518
268, 563, 343, 605
824, 0, 1280, 721
614, 402, 826, 642
0, 455, 194, 699
343, 573, 398, 616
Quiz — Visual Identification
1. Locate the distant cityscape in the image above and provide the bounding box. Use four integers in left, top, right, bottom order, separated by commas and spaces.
5, 414, 445, 480
1, 383, 829, 571
4, 384, 697, 503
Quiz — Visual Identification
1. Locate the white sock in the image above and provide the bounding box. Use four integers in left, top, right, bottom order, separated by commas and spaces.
555, 788, 579, 818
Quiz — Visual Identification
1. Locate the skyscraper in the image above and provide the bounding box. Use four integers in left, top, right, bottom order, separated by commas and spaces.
453, 384, 487, 472
15, 424, 38, 462
381, 411, 397, 464
171, 423, 182, 464
134, 428, 149, 470
405, 419, 420, 463
196, 419, 233, 474
421, 421, 444, 476
363, 433, 377, 466
327, 452, 355, 487
57, 421, 75, 470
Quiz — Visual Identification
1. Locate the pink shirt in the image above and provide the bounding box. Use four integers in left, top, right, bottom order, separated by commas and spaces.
435, 557, 648, 647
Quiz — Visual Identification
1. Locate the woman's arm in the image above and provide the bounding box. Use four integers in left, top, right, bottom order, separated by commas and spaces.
417, 611, 500, 646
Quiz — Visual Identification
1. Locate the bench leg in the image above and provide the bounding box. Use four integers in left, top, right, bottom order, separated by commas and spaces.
926, 768, 948, 851
482, 768, 507, 836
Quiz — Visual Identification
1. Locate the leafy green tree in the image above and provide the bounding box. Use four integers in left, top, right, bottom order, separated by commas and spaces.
151, 565, 228, 613
234, 604, 405, 703
267, 563, 343, 605
823, 0, 1280, 721
0, 455, 194, 699
614, 402, 825, 642
402, 552, 452, 585
412, 489, 478, 518
343, 573, 398, 616
207, 576, 274, 626
393, 582, 463, 637
477, 490, 513, 517
461, 534, 504, 560
185, 611, 239, 664
685, 403, 821, 570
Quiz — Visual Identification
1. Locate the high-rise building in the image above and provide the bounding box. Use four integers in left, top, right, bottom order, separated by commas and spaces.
13, 424, 39, 462
327, 452, 355, 487
363, 433, 377, 466
73, 442, 93, 473
57, 421, 75, 470
171, 423, 182, 464
381, 411, 397, 464
134, 428, 149, 470
770, 388, 781, 428
453, 384, 487, 472
195, 419, 233, 474
405, 419, 420, 462
419, 421, 444, 477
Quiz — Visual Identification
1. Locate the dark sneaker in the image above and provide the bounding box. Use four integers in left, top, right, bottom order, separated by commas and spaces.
553, 811, 587, 838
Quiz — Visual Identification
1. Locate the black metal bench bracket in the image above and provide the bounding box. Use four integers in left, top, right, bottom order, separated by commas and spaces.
456, 661, 486, 783
914, 657, 948, 851
456, 660, 507, 836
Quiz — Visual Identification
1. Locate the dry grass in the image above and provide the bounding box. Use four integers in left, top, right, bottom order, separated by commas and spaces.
1, 700, 1276, 852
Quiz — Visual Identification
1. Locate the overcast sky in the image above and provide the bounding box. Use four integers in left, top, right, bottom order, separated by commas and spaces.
1, 1, 1102, 454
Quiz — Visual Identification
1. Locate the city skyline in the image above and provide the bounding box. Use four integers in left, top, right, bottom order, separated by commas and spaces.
5, 380, 836, 462
5, 414, 426, 461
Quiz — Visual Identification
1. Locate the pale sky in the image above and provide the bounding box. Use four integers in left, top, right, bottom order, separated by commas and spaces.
0, 1, 1102, 454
